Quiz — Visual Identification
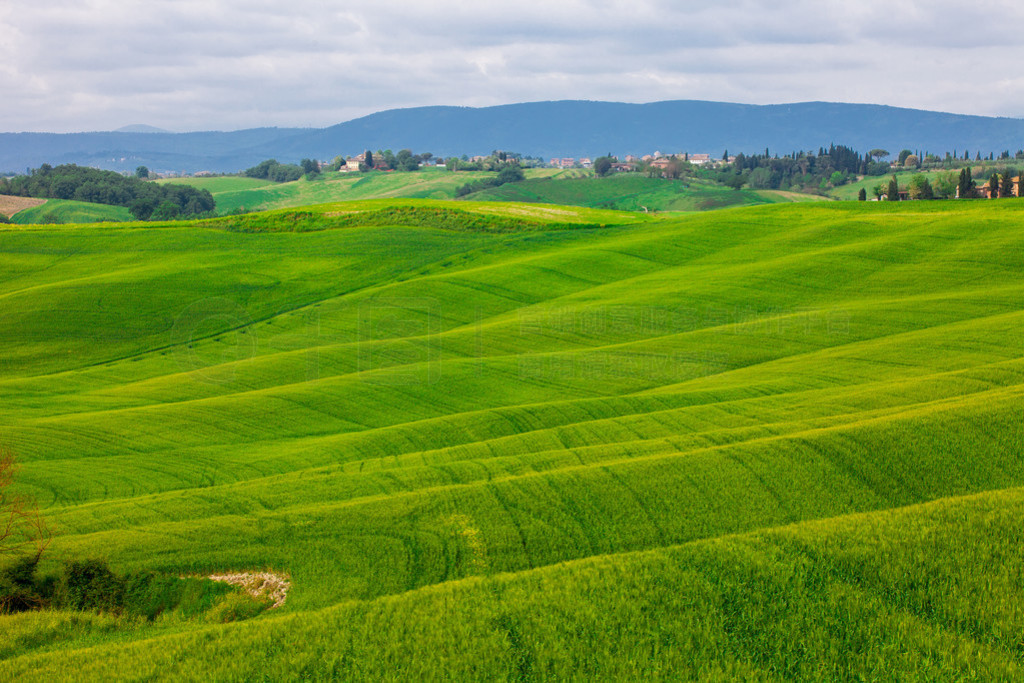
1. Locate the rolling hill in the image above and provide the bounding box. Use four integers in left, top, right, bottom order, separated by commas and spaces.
4, 100, 1024, 174
1, 199, 1023, 678
163, 169, 821, 214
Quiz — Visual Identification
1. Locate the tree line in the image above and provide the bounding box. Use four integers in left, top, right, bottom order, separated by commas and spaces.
0, 164, 215, 220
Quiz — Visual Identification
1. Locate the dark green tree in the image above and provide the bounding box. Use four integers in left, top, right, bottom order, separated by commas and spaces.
135, 166, 150, 179
887, 175, 899, 201
957, 167, 976, 198
988, 174, 999, 198
151, 201, 181, 221
363, 151, 373, 170
593, 156, 614, 177
858, 187, 867, 201
1000, 171, 1016, 198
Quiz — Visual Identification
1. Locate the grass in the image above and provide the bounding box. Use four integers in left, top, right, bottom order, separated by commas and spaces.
1, 198, 1023, 678
164, 169, 827, 215
464, 173, 811, 212
8, 199, 132, 224
161, 168, 540, 213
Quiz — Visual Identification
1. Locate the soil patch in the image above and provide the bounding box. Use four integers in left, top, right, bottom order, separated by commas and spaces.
0, 195, 45, 218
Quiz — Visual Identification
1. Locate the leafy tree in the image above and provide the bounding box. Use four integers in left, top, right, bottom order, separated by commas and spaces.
300, 159, 320, 177
496, 164, 525, 185
245, 159, 303, 183
396, 149, 419, 172
869, 149, 889, 161
908, 174, 933, 200
931, 172, 958, 199
151, 201, 181, 221
903, 154, 919, 169
135, 166, 150, 179
593, 156, 614, 177
129, 197, 158, 221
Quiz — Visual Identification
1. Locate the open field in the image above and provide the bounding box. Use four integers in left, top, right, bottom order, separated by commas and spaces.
7, 199, 133, 224
467, 173, 825, 211
161, 168, 562, 212
1, 198, 1023, 678
164, 169, 824, 215
0, 194, 46, 218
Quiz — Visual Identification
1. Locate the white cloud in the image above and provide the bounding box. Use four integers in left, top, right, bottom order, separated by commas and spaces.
1, 0, 1022, 132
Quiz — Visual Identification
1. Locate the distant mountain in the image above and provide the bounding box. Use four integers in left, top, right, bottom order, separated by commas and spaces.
3, 101, 1024, 174
114, 124, 173, 134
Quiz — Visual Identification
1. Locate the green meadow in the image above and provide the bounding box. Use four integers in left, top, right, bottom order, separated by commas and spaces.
1, 198, 1023, 679
467, 173, 824, 211
161, 169, 564, 212
9, 199, 133, 225
164, 169, 818, 214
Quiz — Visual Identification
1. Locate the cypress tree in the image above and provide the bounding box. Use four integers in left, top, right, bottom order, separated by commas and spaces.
887, 176, 899, 201
1000, 172, 1014, 198
957, 167, 975, 198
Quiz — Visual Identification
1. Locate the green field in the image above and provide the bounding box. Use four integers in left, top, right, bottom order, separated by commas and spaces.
9, 199, 133, 224
162, 169, 568, 212
164, 169, 827, 215
1, 198, 1023, 678
467, 173, 825, 211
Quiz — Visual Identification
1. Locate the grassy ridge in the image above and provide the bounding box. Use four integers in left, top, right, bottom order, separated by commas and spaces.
4, 488, 1024, 679
161, 169, 550, 212
164, 169, 824, 215
9, 199, 132, 224
467, 173, 822, 211
1, 199, 1023, 676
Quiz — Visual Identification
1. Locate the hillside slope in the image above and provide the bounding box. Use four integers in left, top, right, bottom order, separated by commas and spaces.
5, 99, 1024, 173
1, 199, 1022, 678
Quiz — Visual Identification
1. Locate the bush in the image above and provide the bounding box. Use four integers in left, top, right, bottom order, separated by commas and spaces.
0, 555, 49, 613
56, 559, 123, 612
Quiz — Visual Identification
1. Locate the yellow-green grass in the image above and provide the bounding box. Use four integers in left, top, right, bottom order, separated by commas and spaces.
1, 198, 1023, 677
8, 199, 133, 224
161, 168, 567, 213
467, 173, 803, 212
4, 487, 1023, 680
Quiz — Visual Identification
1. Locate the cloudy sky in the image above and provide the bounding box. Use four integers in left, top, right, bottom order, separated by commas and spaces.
2, 0, 1023, 133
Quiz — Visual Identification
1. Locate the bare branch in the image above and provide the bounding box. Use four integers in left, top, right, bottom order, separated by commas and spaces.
0, 446, 50, 559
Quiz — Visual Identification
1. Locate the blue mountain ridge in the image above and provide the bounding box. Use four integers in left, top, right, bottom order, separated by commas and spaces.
2, 100, 1022, 174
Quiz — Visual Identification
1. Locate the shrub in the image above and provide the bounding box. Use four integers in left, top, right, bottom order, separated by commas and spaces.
56, 559, 124, 612
0, 555, 48, 613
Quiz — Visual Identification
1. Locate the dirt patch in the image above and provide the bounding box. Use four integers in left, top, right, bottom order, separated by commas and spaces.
208, 571, 291, 608
0, 195, 45, 218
